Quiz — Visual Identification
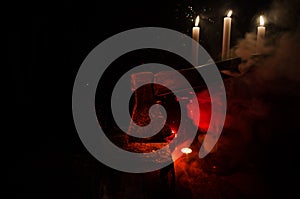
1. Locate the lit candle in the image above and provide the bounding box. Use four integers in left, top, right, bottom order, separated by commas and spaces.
192, 15, 200, 42
181, 147, 192, 160
181, 147, 192, 154
222, 10, 232, 60
256, 15, 266, 53
192, 15, 200, 65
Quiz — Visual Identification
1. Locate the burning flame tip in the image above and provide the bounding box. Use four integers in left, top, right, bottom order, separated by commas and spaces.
260, 15, 265, 26
195, 15, 200, 26
227, 10, 232, 17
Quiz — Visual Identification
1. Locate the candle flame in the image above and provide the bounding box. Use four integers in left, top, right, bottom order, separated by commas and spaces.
195, 15, 200, 26
260, 15, 265, 26
227, 10, 232, 17
181, 147, 192, 154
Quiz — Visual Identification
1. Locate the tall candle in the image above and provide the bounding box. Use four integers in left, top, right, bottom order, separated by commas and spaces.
222, 10, 232, 60
192, 16, 200, 42
192, 16, 200, 65
256, 15, 266, 53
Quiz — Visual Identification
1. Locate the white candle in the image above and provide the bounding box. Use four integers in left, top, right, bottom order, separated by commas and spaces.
192, 16, 200, 42
222, 10, 232, 60
256, 15, 266, 53
192, 16, 200, 65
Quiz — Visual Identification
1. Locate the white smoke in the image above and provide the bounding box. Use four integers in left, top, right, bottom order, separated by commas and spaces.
176, 1, 300, 198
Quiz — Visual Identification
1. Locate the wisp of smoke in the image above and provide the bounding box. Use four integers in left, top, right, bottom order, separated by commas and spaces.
175, 0, 300, 198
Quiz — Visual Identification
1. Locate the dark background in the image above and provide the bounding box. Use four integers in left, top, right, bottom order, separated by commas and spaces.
9, 0, 277, 198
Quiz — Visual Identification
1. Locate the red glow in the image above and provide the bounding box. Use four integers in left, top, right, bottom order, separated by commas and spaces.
187, 89, 231, 132
187, 90, 212, 132
165, 129, 176, 142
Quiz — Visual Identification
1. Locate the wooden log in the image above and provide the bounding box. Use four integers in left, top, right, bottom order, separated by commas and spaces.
154, 57, 241, 96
